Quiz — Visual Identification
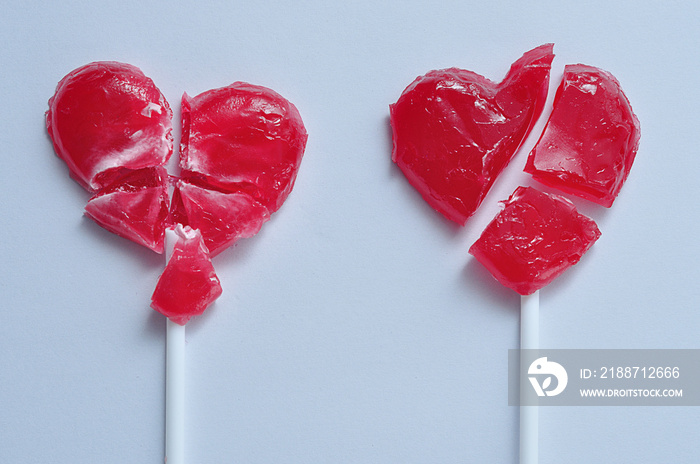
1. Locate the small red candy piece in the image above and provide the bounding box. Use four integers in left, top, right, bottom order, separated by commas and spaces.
151, 226, 223, 325
170, 179, 270, 257
84, 167, 169, 253
46, 62, 173, 192
390, 44, 554, 225
524, 64, 640, 207
180, 82, 307, 213
469, 186, 601, 295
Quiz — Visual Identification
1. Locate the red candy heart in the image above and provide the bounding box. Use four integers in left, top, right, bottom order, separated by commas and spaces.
48, 63, 306, 255
48, 62, 307, 323
390, 44, 554, 225
392, 46, 640, 294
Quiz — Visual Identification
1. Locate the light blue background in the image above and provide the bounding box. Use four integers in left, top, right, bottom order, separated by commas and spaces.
1, 1, 699, 462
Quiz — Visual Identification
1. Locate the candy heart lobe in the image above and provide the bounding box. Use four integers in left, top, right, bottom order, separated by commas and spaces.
180, 82, 307, 213
46, 61, 173, 192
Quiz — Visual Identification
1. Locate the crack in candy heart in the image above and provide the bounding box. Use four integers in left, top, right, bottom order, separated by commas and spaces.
179, 83, 307, 213
390, 44, 554, 225
172, 83, 307, 257
473, 64, 639, 294
84, 166, 170, 253
47, 62, 307, 323
170, 179, 270, 257
390, 46, 640, 294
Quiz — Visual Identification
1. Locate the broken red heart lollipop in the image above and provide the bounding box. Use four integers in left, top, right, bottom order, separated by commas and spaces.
47, 63, 308, 260
47, 62, 308, 464
524, 64, 640, 207
179, 82, 308, 213
469, 186, 601, 295
390, 44, 554, 225
46, 61, 173, 192
47, 62, 308, 323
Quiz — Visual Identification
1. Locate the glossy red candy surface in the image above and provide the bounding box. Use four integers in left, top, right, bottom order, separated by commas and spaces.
180, 82, 307, 213
170, 179, 270, 257
469, 186, 601, 295
85, 167, 169, 253
151, 226, 222, 325
390, 44, 554, 225
46, 62, 173, 192
524, 64, 640, 207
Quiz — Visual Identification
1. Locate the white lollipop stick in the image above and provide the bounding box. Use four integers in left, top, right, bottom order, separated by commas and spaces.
164, 228, 185, 464
520, 290, 539, 464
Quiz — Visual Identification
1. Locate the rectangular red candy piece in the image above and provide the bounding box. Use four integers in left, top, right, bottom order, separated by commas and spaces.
469, 187, 601, 295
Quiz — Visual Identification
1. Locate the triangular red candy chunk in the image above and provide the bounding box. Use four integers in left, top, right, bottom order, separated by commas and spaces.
170, 180, 270, 257
84, 167, 169, 253
151, 226, 222, 325
390, 44, 554, 225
